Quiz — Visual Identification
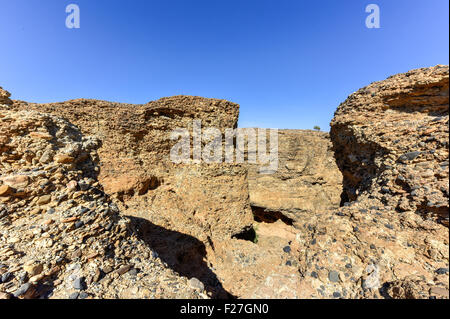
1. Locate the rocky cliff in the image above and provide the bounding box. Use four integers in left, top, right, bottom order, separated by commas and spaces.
0, 103, 204, 299
0, 88, 12, 106
293, 65, 449, 299
331, 65, 449, 226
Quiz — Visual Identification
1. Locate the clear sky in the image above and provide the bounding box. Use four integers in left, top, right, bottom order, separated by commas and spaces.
0, 0, 448, 130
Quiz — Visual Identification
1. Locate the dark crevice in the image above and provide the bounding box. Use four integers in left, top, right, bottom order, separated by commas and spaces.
416, 201, 449, 227
144, 107, 192, 120
339, 191, 350, 207
251, 206, 293, 225
232, 226, 257, 242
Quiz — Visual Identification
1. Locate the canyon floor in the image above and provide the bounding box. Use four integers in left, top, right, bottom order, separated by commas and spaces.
0, 65, 448, 299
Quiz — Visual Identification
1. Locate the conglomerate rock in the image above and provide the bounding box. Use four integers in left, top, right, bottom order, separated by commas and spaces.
12, 97, 254, 242
292, 65, 449, 299
331, 65, 449, 226
0, 106, 205, 299
0, 87, 12, 106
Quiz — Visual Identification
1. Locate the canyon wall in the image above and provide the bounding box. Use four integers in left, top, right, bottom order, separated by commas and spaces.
12, 97, 254, 242
293, 65, 449, 299
1, 65, 448, 299
11, 95, 303, 298
331, 65, 449, 226
0, 102, 204, 299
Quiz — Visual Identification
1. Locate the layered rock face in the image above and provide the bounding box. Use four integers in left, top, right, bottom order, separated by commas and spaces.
331, 65, 449, 226
293, 65, 449, 299
0, 101, 204, 299
247, 130, 342, 226
13, 97, 254, 243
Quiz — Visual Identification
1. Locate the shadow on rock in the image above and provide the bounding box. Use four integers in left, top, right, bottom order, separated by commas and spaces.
126, 216, 234, 299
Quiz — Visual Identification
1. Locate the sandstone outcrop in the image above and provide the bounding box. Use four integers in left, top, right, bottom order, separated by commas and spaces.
247, 130, 342, 226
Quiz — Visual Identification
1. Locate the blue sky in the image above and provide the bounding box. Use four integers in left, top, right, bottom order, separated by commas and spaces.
0, 0, 448, 130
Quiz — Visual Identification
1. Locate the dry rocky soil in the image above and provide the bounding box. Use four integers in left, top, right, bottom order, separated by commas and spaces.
0, 65, 448, 299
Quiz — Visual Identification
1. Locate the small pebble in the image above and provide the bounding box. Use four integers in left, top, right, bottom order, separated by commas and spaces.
73, 277, 86, 290
328, 271, 340, 283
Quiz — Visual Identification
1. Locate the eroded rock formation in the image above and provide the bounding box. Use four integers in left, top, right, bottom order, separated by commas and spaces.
293, 65, 449, 299
1, 65, 449, 299
12, 95, 299, 298
13, 97, 254, 242
0, 103, 204, 299
0, 87, 12, 106
247, 130, 342, 226
331, 65, 449, 226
